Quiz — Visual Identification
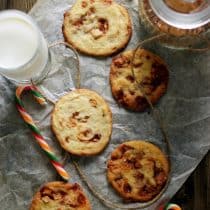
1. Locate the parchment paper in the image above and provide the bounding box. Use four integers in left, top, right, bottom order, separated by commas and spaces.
0, 0, 210, 209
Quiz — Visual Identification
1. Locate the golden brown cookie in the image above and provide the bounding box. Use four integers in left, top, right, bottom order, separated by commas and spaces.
30, 182, 91, 210
63, 0, 132, 56
110, 49, 169, 111
52, 89, 112, 156
107, 140, 169, 202
165, 0, 205, 13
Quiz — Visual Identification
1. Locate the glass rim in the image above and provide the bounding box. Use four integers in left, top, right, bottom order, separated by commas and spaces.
0, 10, 41, 72
149, 0, 210, 29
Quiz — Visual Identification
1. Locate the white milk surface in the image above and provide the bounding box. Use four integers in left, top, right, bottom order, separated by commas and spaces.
0, 12, 49, 81
0, 18, 38, 69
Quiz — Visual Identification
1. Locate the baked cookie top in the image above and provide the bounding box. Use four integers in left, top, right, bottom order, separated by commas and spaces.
52, 89, 112, 156
63, 0, 132, 56
30, 182, 91, 210
107, 140, 169, 202
165, 0, 205, 13
110, 49, 169, 111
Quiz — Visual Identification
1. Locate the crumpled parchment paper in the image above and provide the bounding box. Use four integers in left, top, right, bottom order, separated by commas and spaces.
0, 0, 210, 209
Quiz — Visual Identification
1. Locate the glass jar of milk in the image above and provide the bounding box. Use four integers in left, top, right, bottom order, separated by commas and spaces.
0, 10, 50, 84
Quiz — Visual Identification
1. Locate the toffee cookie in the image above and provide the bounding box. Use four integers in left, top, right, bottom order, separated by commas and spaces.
30, 182, 91, 210
110, 49, 169, 111
63, 0, 132, 56
52, 89, 112, 156
165, 0, 205, 13
107, 140, 169, 202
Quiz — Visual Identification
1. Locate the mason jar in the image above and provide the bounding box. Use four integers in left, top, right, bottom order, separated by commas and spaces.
139, 0, 210, 48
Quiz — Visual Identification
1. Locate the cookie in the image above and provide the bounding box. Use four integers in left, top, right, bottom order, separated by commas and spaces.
107, 140, 169, 202
110, 49, 169, 111
52, 89, 112, 156
63, 0, 132, 56
165, 0, 204, 13
30, 182, 91, 210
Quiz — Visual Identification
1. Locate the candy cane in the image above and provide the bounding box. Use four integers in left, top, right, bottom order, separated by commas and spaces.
165, 203, 182, 210
15, 85, 70, 181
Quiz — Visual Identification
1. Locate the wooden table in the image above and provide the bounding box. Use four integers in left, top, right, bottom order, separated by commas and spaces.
0, 0, 209, 209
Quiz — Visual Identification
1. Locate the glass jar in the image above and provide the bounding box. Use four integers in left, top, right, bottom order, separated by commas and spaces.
0, 10, 51, 84
139, 0, 210, 48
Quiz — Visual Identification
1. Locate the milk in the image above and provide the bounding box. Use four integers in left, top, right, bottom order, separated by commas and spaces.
0, 10, 49, 82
